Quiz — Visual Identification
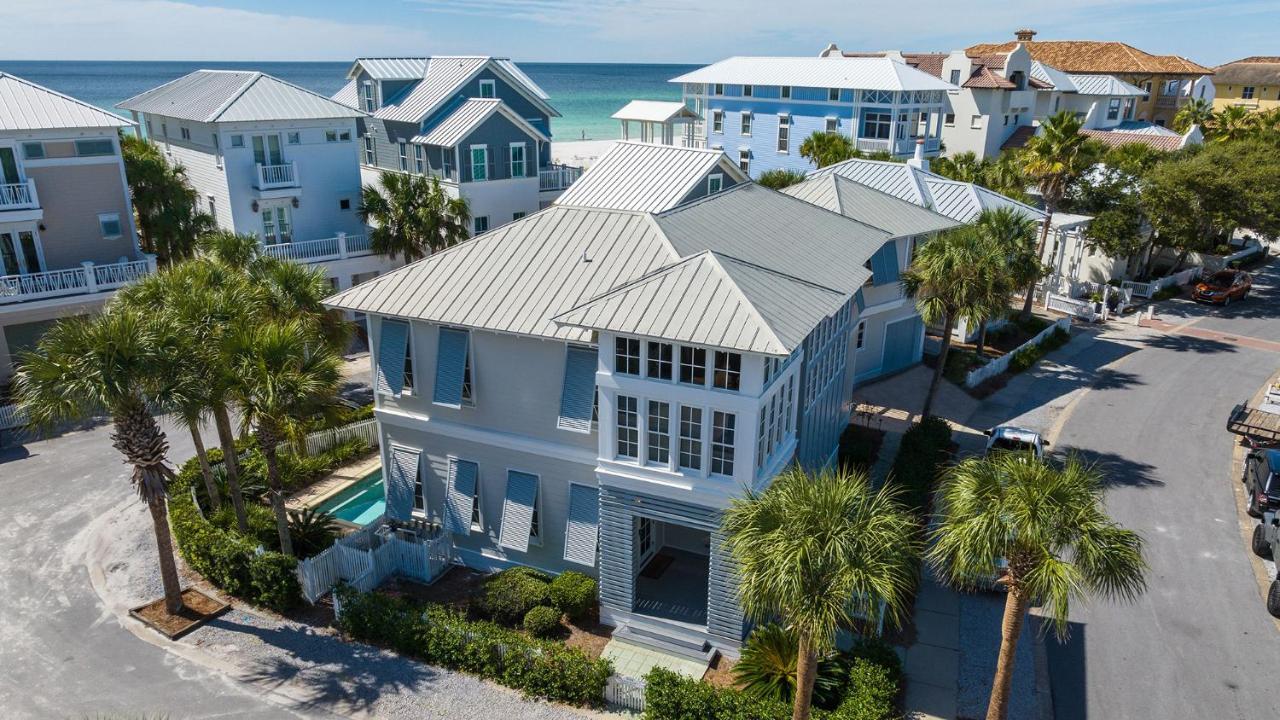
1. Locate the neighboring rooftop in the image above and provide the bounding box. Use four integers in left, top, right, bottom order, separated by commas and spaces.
1213, 57, 1280, 86
554, 141, 746, 213
967, 33, 1212, 75
670, 56, 956, 92
117, 70, 365, 123
411, 98, 549, 147
0, 72, 132, 131
1067, 74, 1147, 97
611, 100, 700, 124
782, 173, 962, 238
1080, 127, 1195, 152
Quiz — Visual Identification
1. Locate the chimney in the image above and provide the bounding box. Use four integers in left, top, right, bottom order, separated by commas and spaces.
820, 42, 841, 58
1014, 28, 1037, 42
907, 138, 929, 172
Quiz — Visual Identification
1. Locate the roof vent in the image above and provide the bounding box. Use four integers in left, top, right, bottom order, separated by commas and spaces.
820, 43, 841, 58
1015, 29, 1037, 42
581, 249, 593, 264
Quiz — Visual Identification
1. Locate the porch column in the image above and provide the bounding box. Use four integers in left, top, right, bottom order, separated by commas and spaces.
337, 232, 348, 260
81, 262, 97, 294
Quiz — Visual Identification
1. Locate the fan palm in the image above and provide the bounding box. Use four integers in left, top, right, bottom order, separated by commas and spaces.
248, 256, 353, 355
799, 131, 858, 168
929, 453, 1147, 720
723, 466, 919, 720
1173, 97, 1213, 134
1210, 105, 1256, 143
901, 227, 1008, 417
359, 172, 470, 263
227, 319, 342, 556
971, 208, 1041, 355
14, 307, 192, 612
120, 135, 215, 265
933, 151, 984, 183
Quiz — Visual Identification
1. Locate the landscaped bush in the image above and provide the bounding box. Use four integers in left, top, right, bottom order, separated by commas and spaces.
522, 605, 562, 638
838, 424, 883, 473
182, 437, 373, 509
733, 623, 845, 707
474, 567, 552, 625
1008, 344, 1043, 374
644, 666, 791, 720
1152, 286, 1181, 301
249, 552, 302, 611
889, 416, 953, 517
287, 506, 340, 558
335, 586, 611, 706
828, 659, 898, 720
548, 571, 597, 620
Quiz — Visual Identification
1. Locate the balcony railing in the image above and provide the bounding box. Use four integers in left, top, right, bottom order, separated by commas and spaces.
0, 179, 39, 211
539, 163, 583, 192
1155, 96, 1184, 110
255, 162, 299, 190
261, 233, 373, 264
855, 137, 892, 154
0, 256, 155, 305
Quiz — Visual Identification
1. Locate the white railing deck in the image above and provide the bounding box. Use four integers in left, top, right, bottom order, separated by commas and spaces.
538, 163, 583, 192
1046, 293, 1096, 322
297, 519, 452, 604
855, 137, 891, 153
260, 233, 373, 264
0, 179, 38, 210
0, 257, 155, 305
255, 162, 298, 190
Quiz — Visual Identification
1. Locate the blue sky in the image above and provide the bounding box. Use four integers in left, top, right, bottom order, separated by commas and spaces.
1, 0, 1274, 66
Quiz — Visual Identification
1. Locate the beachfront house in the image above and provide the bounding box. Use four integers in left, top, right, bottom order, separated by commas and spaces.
324, 176, 899, 660
332, 57, 580, 234
669, 54, 954, 178
117, 70, 395, 293
0, 72, 149, 385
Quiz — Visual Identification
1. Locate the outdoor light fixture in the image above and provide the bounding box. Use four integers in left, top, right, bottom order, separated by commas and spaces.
292, 197, 299, 209
251, 200, 259, 213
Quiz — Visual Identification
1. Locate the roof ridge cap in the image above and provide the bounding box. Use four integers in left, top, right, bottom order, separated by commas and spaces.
207, 71, 264, 122
703, 253, 791, 355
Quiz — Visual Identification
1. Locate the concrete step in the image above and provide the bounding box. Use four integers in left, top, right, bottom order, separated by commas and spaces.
614, 623, 716, 663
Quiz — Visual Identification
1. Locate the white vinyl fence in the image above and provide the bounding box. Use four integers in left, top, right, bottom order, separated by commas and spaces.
0, 403, 26, 431
1046, 294, 1097, 321
605, 675, 647, 713
964, 318, 1070, 389
1122, 267, 1202, 299
297, 518, 452, 604
304, 419, 378, 456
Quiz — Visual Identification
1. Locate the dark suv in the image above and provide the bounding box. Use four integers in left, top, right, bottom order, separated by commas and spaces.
1243, 449, 1280, 517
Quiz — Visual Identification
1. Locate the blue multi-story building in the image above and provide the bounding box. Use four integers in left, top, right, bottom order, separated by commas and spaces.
670, 54, 954, 178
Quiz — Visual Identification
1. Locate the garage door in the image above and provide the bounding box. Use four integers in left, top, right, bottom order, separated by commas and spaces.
882, 316, 923, 375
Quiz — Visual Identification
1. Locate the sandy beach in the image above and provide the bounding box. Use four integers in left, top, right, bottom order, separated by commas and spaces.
552, 138, 616, 168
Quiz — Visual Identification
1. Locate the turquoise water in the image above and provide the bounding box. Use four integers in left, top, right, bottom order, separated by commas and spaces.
0, 60, 701, 142
315, 469, 385, 526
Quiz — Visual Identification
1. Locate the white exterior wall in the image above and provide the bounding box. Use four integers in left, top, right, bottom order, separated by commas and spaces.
460, 176, 541, 234
937, 47, 1038, 160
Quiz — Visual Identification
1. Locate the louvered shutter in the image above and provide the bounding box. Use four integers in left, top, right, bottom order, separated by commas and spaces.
563, 484, 599, 567
433, 328, 469, 407
498, 470, 538, 552
376, 318, 409, 396
385, 446, 420, 521
444, 458, 478, 534
557, 346, 597, 433
854, 288, 866, 312
870, 242, 900, 286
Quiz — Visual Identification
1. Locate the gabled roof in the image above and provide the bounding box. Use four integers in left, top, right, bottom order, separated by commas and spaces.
966, 40, 1212, 76
1080, 128, 1190, 152
611, 100, 700, 123
1068, 74, 1146, 97
117, 70, 364, 123
555, 141, 746, 213
345, 56, 558, 124
670, 56, 956, 92
412, 98, 549, 147
555, 251, 847, 355
1030, 61, 1078, 92
0, 72, 132, 131
963, 65, 1018, 90
783, 174, 962, 238
348, 58, 429, 81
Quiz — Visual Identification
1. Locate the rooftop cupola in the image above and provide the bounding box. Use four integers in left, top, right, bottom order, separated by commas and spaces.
1014, 28, 1037, 42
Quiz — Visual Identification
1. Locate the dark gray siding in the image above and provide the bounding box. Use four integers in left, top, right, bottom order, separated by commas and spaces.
473, 68, 552, 137
678, 161, 746, 205
458, 113, 541, 183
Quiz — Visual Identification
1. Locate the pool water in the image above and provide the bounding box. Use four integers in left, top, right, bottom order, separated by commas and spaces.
314, 469, 385, 525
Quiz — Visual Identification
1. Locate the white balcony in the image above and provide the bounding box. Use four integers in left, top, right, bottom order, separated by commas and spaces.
0, 256, 155, 306
254, 162, 299, 191
260, 233, 373, 264
0, 179, 41, 220
855, 137, 892, 154
539, 163, 583, 192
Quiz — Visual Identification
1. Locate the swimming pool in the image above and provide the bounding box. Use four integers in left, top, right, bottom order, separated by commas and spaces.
314, 469, 385, 526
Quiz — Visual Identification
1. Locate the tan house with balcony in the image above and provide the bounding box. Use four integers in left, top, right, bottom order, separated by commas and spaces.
0, 72, 149, 386
1212, 57, 1280, 114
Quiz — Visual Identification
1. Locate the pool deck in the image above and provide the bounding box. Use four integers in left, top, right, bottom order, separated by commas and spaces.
285, 454, 382, 513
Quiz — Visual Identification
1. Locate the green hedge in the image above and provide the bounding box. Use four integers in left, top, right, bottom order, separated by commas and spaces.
1008, 326, 1069, 375
889, 416, 953, 517
335, 586, 611, 706
473, 567, 553, 626
548, 571, 597, 621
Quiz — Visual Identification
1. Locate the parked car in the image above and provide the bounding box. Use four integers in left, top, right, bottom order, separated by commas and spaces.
1192, 269, 1252, 305
983, 426, 1047, 460
1250, 509, 1280, 616
1242, 449, 1280, 517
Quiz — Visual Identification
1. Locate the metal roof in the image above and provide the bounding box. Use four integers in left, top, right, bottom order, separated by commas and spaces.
555, 141, 746, 213
1068, 73, 1146, 97
331, 79, 358, 109
493, 59, 552, 100
611, 100, 700, 123
411, 98, 549, 147
783, 174, 961, 238
117, 70, 364, 123
0, 72, 132, 131
351, 58, 429, 81
1112, 120, 1180, 136
555, 251, 847, 355
368, 56, 560, 124
670, 56, 956, 92
1029, 61, 1078, 92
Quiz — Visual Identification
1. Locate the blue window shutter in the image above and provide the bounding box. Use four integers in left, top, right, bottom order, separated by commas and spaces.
386, 446, 420, 521
854, 289, 866, 312
498, 470, 538, 552
444, 458, 478, 534
871, 242, 900, 286
563, 484, 599, 567
376, 319, 409, 396
557, 346, 597, 433
433, 328, 469, 407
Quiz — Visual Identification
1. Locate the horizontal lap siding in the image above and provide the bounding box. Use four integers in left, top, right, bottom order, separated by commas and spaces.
25, 161, 137, 269
704, 98, 851, 177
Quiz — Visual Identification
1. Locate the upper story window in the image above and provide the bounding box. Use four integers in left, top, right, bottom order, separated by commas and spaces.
398, 141, 409, 171
679, 346, 707, 386
713, 83, 724, 96
432, 327, 473, 407
741, 111, 752, 136
616, 395, 639, 459
479, 79, 496, 98
231, 134, 244, 148
738, 149, 750, 175
678, 407, 703, 471
470, 145, 488, 181
862, 112, 891, 140
712, 109, 724, 134
710, 411, 736, 476
647, 401, 671, 465
646, 341, 672, 379
708, 173, 723, 194
1107, 98, 1121, 120
403, 329, 416, 391
509, 143, 526, 178
615, 337, 640, 375
326, 130, 338, 142
781, 85, 791, 99
713, 351, 741, 391
856, 320, 866, 350
362, 81, 376, 112
414, 144, 425, 174
98, 213, 123, 239
473, 215, 489, 234
777, 114, 791, 153
22, 142, 44, 160
828, 87, 840, 102
1243, 86, 1256, 100
363, 135, 375, 165
75, 139, 115, 157
287, 131, 300, 145
949, 69, 961, 85
742, 84, 753, 97
825, 117, 838, 134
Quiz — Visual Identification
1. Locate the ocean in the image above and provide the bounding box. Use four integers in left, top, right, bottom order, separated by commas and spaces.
0, 60, 701, 142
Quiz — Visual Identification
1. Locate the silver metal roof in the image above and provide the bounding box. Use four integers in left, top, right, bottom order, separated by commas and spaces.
555, 141, 746, 213
1030, 62, 1078, 93
493, 59, 551, 100
670, 56, 955, 92
117, 70, 364, 123
331, 79, 358, 109
411, 98, 549, 147
783, 174, 961, 238
611, 100, 699, 123
352, 58, 429, 81
0, 72, 131, 131
1068, 73, 1146, 97
369, 56, 560, 124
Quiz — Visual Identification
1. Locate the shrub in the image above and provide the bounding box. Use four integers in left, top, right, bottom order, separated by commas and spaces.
645, 667, 791, 720
890, 416, 953, 517
1008, 344, 1042, 374
548, 571, 597, 620
522, 605, 563, 638
829, 659, 898, 720
1042, 326, 1070, 352
733, 624, 845, 707
249, 552, 302, 612
476, 567, 552, 625
845, 638, 903, 688
288, 507, 340, 558
756, 169, 808, 189
838, 425, 882, 473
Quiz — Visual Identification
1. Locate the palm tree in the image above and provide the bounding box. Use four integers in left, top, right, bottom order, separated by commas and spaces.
1017, 111, 1101, 319
121, 135, 215, 265
799, 131, 858, 168
901, 227, 1007, 418
359, 172, 470, 263
929, 453, 1147, 720
1210, 105, 1256, 143
14, 308, 192, 613
227, 319, 341, 556
756, 169, 808, 190
1173, 97, 1213, 134
971, 208, 1041, 355
247, 257, 353, 354
932, 151, 984, 183
723, 466, 919, 720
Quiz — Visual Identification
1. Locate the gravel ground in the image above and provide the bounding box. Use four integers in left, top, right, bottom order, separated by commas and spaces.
93, 500, 598, 720
956, 592, 1038, 720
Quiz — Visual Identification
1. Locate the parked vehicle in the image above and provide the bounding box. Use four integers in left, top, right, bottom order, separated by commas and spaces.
984, 426, 1048, 460
1192, 269, 1252, 305
1251, 512, 1280, 617
1242, 449, 1280, 517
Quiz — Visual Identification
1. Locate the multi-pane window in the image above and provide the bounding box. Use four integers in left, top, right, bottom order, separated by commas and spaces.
742, 84, 753, 97
75, 139, 114, 156
828, 87, 840, 101
1243, 86, 1256, 100
1107, 98, 1121, 120
713, 83, 724, 95
708, 174, 723, 193
856, 320, 866, 350
471, 145, 488, 181
711, 411, 736, 476
615, 337, 640, 375
712, 109, 724, 133
784, 377, 795, 434
361, 81, 376, 112
413, 462, 425, 512
781, 85, 791, 99
949, 69, 961, 85
679, 346, 706, 385
756, 411, 768, 470
777, 115, 790, 153
679, 407, 703, 471
471, 482, 482, 530
647, 401, 671, 465
741, 111, 752, 136
739, 149, 750, 174
473, 216, 489, 234
616, 395, 639, 459
713, 351, 741, 390
825, 117, 838, 133
363, 135, 375, 164
414, 144, 425, 173
647, 341, 673, 379
479, 79, 496, 98
398, 141, 408, 171
510, 143, 526, 178
863, 112, 892, 139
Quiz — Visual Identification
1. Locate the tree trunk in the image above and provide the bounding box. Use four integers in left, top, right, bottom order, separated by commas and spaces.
147, 496, 185, 614
213, 404, 249, 532
260, 432, 294, 557
922, 314, 955, 419
975, 318, 989, 357
791, 631, 818, 720
1021, 205, 1056, 320
1172, 248, 1190, 272
986, 585, 1030, 720
188, 422, 221, 512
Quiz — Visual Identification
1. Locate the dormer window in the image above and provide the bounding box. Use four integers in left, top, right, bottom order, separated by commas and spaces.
361, 81, 377, 112
479, 79, 496, 98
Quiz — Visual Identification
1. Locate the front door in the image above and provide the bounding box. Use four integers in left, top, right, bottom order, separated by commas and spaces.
252, 135, 283, 166
0, 230, 41, 275
0, 147, 20, 185
261, 206, 292, 244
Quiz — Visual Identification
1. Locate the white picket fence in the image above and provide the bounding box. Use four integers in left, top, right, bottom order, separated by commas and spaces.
964, 318, 1070, 389
1046, 294, 1097, 321
303, 418, 378, 456
605, 675, 647, 713
1122, 267, 1202, 299
297, 519, 452, 603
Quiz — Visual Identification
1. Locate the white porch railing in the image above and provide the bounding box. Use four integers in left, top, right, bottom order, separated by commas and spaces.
260, 233, 373, 264
1120, 279, 1156, 299
1046, 293, 1097, 322
0, 256, 156, 305
255, 162, 298, 190
539, 163, 583, 191
855, 137, 892, 153
0, 179, 38, 210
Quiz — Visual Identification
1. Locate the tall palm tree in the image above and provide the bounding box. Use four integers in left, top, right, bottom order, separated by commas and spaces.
972, 208, 1041, 355
901, 227, 1007, 417
227, 319, 342, 556
14, 308, 192, 613
120, 135, 215, 265
723, 466, 919, 720
799, 131, 859, 168
1210, 105, 1256, 143
248, 257, 353, 354
1173, 97, 1213, 134
1017, 111, 1101, 319
929, 454, 1147, 720
359, 172, 470, 263
933, 151, 984, 183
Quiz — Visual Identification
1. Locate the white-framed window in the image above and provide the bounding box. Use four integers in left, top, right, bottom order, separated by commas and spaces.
361, 81, 376, 112
479, 79, 496, 98
707, 173, 723, 194
713, 83, 724, 96
781, 85, 792, 99
646, 341, 673, 380
679, 346, 706, 385
710, 411, 736, 476
615, 337, 641, 375
970, 115, 983, 129
1243, 86, 1256, 100
340, 129, 351, 141
713, 350, 741, 391
863, 111, 891, 139
825, 116, 838, 133
0, 230, 42, 275
944, 113, 956, 126
647, 400, 671, 465
828, 87, 840, 102
738, 149, 750, 175
261, 205, 292, 244
1107, 98, 1121, 120
22, 142, 44, 159
509, 143, 526, 178
616, 395, 639, 459
325, 130, 338, 142
287, 131, 300, 145
856, 320, 866, 350
444, 149, 453, 177
98, 213, 123, 239
949, 69, 961, 85
398, 141, 408, 171
231, 134, 244, 148
470, 145, 488, 181
678, 406, 703, 471
414, 144, 425, 173
473, 215, 489, 234
742, 84, 753, 97
712, 109, 724, 133
777, 114, 790, 153
75, 139, 115, 157
363, 135, 375, 164
740, 111, 752, 136
470, 474, 483, 531
413, 458, 426, 513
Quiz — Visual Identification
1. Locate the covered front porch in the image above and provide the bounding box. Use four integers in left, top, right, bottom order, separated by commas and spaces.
633, 524, 711, 627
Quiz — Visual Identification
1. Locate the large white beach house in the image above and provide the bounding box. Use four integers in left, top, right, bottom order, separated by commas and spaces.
117, 70, 396, 293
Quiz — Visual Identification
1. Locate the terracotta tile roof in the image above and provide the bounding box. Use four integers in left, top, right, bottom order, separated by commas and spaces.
1213, 58, 1280, 86
963, 65, 1017, 89
1028, 76, 1054, 90
1080, 128, 1184, 152
902, 53, 947, 79
1002, 125, 1037, 150
968, 53, 1007, 71
966, 40, 1213, 76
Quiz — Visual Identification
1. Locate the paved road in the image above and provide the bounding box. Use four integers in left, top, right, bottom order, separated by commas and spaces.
1045, 260, 1280, 720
